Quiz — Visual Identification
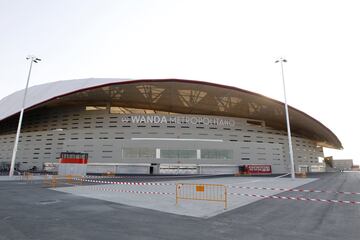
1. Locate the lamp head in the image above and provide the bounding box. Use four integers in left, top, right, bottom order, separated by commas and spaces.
26, 55, 41, 63
275, 57, 287, 63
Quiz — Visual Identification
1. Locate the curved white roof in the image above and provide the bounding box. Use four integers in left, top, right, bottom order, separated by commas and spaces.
0, 78, 342, 149
0, 78, 131, 121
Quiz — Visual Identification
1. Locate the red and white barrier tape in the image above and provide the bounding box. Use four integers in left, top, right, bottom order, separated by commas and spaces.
84, 175, 208, 179
85, 175, 157, 179
76, 185, 360, 205
229, 192, 360, 205
229, 185, 360, 195
77, 178, 360, 196
75, 178, 175, 186
87, 186, 175, 195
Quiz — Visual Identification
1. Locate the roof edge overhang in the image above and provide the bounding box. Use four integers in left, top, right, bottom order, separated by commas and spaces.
0, 78, 343, 149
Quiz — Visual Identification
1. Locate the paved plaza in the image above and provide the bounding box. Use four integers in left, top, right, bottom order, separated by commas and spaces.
54, 175, 316, 218
1, 173, 359, 240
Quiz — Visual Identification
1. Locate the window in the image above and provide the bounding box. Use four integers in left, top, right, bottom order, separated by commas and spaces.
123, 148, 156, 158
160, 149, 196, 159
161, 150, 178, 158
179, 150, 197, 159
201, 149, 233, 160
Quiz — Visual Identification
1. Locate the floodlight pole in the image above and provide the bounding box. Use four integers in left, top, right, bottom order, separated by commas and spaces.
275, 58, 295, 179
9, 55, 41, 177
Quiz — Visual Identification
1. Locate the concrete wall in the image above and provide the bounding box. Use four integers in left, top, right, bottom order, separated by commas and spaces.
332, 159, 353, 170
0, 106, 324, 174
199, 165, 239, 175
86, 163, 150, 174
58, 164, 87, 176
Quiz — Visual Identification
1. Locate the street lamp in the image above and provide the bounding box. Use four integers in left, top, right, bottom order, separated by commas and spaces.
275, 57, 295, 179
9, 55, 41, 177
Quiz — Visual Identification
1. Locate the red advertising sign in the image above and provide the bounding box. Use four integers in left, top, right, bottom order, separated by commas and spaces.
59, 158, 88, 164
245, 164, 272, 174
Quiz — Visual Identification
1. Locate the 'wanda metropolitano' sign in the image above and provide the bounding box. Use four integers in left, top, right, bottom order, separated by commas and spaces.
121, 115, 236, 127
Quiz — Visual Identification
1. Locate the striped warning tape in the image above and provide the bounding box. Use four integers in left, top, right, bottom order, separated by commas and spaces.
76, 178, 360, 197
229, 192, 360, 205
75, 185, 360, 205
85, 175, 160, 179
84, 175, 209, 179
87, 186, 175, 195
75, 178, 175, 186
229, 185, 360, 195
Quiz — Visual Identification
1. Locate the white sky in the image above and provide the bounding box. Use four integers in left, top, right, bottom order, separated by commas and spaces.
0, 0, 358, 164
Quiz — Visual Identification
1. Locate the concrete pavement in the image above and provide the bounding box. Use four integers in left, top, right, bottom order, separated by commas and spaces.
53, 176, 316, 218
0, 172, 359, 240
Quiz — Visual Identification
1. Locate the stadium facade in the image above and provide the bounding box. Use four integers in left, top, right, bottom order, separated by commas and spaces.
0, 79, 342, 174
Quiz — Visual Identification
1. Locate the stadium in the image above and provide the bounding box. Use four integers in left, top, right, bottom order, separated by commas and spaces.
0, 78, 342, 175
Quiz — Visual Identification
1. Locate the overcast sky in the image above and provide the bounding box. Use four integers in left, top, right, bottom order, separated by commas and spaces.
0, 0, 358, 164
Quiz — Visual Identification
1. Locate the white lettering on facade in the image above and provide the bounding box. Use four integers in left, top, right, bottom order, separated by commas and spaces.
124, 115, 236, 127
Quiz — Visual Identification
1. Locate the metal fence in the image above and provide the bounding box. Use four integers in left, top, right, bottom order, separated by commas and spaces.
43, 175, 84, 188
176, 183, 227, 209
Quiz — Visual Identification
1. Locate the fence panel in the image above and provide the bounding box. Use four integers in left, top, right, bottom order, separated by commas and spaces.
176, 183, 227, 209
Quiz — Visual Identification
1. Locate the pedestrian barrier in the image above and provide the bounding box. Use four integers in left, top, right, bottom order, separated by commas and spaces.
65, 175, 84, 185
43, 175, 58, 188
103, 172, 116, 177
176, 183, 227, 209
78, 177, 174, 186
43, 175, 84, 188
21, 172, 33, 183
65, 184, 360, 206
295, 172, 307, 178
229, 185, 360, 195
73, 177, 360, 196
88, 186, 175, 196
50, 177, 359, 206
229, 192, 360, 205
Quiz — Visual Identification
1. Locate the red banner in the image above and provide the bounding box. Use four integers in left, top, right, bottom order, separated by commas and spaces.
245, 165, 272, 174
59, 158, 88, 164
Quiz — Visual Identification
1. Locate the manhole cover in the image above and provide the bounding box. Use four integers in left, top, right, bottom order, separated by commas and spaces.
37, 199, 60, 205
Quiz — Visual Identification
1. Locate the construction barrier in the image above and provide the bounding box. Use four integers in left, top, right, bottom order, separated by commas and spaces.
228, 185, 360, 195
74, 177, 360, 196
43, 175, 58, 188
49, 177, 359, 206
21, 172, 33, 183
295, 172, 307, 178
84, 186, 360, 205
65, 174, 84, 185
103, 172, 116, 177
229, 192, 360, 205
43, 175, 84, 188
176, 183, 227, 209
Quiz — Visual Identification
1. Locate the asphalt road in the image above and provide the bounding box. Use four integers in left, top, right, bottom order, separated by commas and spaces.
0, 172, 359, 240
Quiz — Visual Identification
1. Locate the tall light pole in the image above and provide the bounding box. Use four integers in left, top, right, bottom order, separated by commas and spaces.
9, 55, 41, 177
275, 57, 295, 179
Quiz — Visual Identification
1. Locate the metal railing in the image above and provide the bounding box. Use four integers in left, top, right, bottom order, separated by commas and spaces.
43, 175, 84, 188
176, 183, 227, 209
